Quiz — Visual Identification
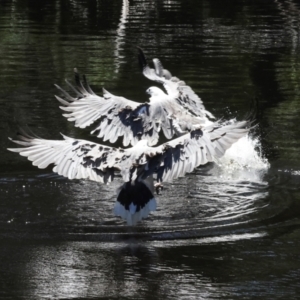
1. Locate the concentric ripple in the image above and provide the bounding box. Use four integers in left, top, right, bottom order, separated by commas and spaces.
0, 135, 276, 242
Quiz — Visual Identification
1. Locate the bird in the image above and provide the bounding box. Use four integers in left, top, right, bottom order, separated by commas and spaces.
54, 48, 217, 148
7, 120, 251, 225
55, 68, 220, 147
8, 49, 255, 225
55, 66, 217, 148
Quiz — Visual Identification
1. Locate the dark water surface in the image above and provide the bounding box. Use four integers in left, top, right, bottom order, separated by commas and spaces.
1, 0, 300, 299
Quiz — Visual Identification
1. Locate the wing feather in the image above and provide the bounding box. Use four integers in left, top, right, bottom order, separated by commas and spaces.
8, 120, 251, 186
137, 47, 214, 119
57, 69, 217, 146
56, 70, 175, 146
8, 132, 121, 184
148, 120, 252, 182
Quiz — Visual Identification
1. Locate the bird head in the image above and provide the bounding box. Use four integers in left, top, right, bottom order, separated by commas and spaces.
146, 87, 167, 101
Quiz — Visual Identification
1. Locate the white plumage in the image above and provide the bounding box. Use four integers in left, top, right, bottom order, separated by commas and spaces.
7, 49, 255, 225
8, 120, 251, 225
55, 57, 214, 147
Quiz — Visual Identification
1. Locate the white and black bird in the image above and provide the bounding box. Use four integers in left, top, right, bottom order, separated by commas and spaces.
137, 47, 215, 120
7, 120, 251, 225
55, 68, 215, 148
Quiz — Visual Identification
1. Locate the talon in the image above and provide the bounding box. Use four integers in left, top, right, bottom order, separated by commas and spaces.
155, 182, 164, 195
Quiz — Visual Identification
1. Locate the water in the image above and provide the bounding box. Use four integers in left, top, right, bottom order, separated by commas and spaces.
1, 0, 300, 299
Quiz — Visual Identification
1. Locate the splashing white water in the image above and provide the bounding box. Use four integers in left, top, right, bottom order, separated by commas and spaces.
214, 135, 270, 181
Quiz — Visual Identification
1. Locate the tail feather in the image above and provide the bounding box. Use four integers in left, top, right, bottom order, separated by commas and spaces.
114, 181, 157, 225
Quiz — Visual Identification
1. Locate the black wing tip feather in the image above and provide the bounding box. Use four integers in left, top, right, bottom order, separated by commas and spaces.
73, 68, 95, 95
55, 68, 95, 101
72, 68, 87, 94
243, 96, 260, 124
137, 46, 148, 70
7, 127, 39, 149
16, 127, 40, 139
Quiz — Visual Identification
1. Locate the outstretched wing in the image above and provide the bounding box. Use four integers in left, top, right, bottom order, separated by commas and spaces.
7, 130, 125, 184
128, 120, 252, 183
56, 69, 173, 146
137, 47, 214, 120
152, 120, 251, 182
7, 120, 251, 186
55, 70, 174, 147
203, 120, 253, 157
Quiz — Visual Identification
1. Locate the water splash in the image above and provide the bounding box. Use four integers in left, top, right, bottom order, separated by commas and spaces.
214, 134, 270, 182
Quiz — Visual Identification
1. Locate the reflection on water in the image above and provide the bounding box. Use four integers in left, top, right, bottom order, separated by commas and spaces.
4, 227, 298, 299
1, 0, 300, 299
114, 0, 129, 73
